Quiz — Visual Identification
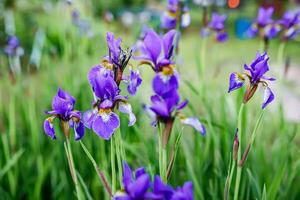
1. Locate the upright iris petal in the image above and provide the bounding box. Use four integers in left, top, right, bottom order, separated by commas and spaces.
257, 7, 274, 27
106, 32, 122, 63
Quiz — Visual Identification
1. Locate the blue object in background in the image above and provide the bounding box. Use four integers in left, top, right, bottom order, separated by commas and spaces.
235, 18, 252, 39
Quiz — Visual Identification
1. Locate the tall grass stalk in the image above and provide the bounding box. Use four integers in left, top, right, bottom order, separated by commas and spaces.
64, 138, 83, 200
233, 103, 245, 200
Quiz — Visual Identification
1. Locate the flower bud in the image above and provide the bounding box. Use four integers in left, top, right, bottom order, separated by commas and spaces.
233, 129, 239, 161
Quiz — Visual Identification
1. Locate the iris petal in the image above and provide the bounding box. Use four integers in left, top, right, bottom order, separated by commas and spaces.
228, 72, 245, 93
92, 112, 120, 140
43, 119, 56, 139
262, 87, 275, 109
180, 117, 206, 135
118, 102, 136, 126
74, 121, 85, 141
144, 29, 162, 65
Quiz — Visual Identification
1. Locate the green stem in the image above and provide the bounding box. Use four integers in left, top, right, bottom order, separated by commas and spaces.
233, 103, 245, 200
200, 37, 207, 78
114, 130, 123, 189
277, 42, 286, 68
110, 136, 116, 194
162, 147, 167, 183
64, 138, 82, 200
79, 141, 112, 197
158, 124, 163, 179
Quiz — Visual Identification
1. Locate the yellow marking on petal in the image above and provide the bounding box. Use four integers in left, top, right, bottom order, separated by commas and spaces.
162, 65, 175, 76
101, 60, 114, 70
47, 116, 56, 123
98, 108, 112, 115
167, 10, 177, 18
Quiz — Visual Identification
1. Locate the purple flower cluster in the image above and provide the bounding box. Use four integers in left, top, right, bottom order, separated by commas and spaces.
44, 32, 142, 141
161, 0, 191, 30
278, 10, 300, 41
82, 32, 142, 140
113, 162, 193, 200
44, 88, 85, 140
137, 29, 206, 137
228, 51, 275, 109
200, 13, 228, 42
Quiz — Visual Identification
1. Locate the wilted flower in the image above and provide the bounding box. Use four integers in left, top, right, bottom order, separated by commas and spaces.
83, 32, 139, 140
161, 0, 191, 30
4, 35, 24, 57
278, 10, 300, 41
200, 13, 228, 42
44, 88, 85, 140
228, 51, 275, 109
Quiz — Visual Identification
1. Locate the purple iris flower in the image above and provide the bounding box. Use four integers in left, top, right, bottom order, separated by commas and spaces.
113, 162, 159, 200
135, 29, 180, 96
153, 176, 194, 200
4, 36, 24, 57
44, 88, 85, 140
228, 51, 275, 109
83, 32, 139, 140
146, 89, 206, 136
113, 162, 194, 200
247, 7, 279, 39
278, 10, 300, 40
83, 65, 136, 140
200, 13, 228, 42
256, 7, 274, 27
161, 0, 190, 30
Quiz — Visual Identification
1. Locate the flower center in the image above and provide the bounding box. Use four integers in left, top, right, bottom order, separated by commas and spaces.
98, 108, 112, 122
162, 65, 175, 76
102, 60, 114, 70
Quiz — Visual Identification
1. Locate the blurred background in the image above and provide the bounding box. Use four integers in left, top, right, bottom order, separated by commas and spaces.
0, 0, 300, 199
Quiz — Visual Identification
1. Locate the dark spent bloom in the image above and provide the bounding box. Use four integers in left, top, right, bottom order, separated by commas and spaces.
44, 88, 85, 140
200, 13, 228, 42
113, 162, 194, 200
161, 0, 191, 30
228, 51, 275, 109
83, 32, 139, 140
4, 35, 24, 57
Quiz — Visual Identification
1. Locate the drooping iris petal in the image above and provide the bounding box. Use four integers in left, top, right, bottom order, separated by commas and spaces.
52, 88, 75, 116
74, 121, 85, 141
150, 99, 170, 118
161, 13, 177, 30
180, 117, 206, 136
44, 119, 56, 139
177, 100, 188, 110
82, 109, 97, 129
127, 174, 151, 199
247, 25, 258, 38
118, 102, 136, 126
262, 87, 274, 109
181, 10, 191, 28
216, 32, 228, 42
264, 24, 280, 39
92, 111, 120, 140
152, 72, 179, 96
228, 72, 245, 93
144, 30, 162, 65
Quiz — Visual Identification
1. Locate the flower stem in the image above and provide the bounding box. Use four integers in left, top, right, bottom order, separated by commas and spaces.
79, 141, 112, 197
239, 110, 265, 167
110, 136, 116, 194
162, 147, 167, 183
114, 129, 123, 189
224, 158, 236, 200
233, 103, 245, 200
277, 42, 286, 68
64, 138, 83, 200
